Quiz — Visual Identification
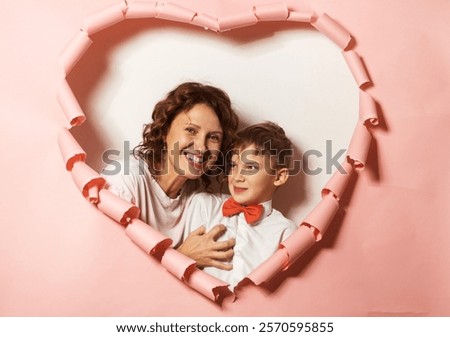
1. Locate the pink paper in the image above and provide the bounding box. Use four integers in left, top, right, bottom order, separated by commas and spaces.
253, 2, 289, 21
87, 185, 99, 204
246, 248, 289, 285
359, 90, 379, 126
97, 189, 140, 225
161, 248, 196, 281
82, 1, 128, 36
125, 1, 157, 19
343, 50, 371, 87
156, 2, 196, 23
312, 13, 352, 50
57, 80, 86, 128
59, 30, 92, 76
347, 122, 372, 170
322, 161, 354, 201
218, 11, 258, 32
186, 269, 230, 302
302, 195, 340, 241
191, 13, 220, 32
57, 127, 86, 171
70, 161, 106, 199
280, 225, 316, 266
286, 11, 313, 23
125, 218, 172, 255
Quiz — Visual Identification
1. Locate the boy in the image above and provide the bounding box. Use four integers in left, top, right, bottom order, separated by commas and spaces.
183, 122, 297, 289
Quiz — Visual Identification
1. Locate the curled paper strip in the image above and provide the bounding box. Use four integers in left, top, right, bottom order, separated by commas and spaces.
156, 2, 196, 23
57, 127, 86, 171
191, 13, 220, 32
161, 248, 196, 281
280, 225, 316, 266
322, 161, 354, 201
88, 185, 99, 204
186, 269, 231, 302
82, 1, 128, 36
97, 189, 140, 225
57, 80, 86, 127
343, 50, 371, 87
125, 218, 172, 255
359, 90, 379, 126
347, 122, 372, 170
312, 13, 351, 50
253, 2, 289, 21
59, 30, 92, 76
71, 161, 106, 199
286, 11, 313, 23
218, 11, 258, 32
302, 195, 339, 241
245, 248, 289, 286
125, 1, 157, 19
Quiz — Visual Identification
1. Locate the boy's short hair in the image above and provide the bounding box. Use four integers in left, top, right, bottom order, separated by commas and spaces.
233, 121, 293, 169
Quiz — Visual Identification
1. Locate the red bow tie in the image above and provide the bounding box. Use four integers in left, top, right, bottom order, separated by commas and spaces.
222, 197, 264, 225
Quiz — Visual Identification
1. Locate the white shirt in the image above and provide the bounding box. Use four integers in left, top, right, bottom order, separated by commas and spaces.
101, 158, 195, 247
184, 192, 297, 289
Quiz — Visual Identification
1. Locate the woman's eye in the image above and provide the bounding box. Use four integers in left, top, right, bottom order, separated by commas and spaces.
186, 127, 196, 134
209, 134, 222, 143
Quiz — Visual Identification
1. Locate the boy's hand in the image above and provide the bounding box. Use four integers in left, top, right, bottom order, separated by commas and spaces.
177, 224, 235, 270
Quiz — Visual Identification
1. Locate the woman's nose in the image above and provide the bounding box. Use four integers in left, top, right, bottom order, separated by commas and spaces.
194, 136, 208, 152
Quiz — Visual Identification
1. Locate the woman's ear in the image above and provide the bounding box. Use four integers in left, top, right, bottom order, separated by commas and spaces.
274, 168, 289, 187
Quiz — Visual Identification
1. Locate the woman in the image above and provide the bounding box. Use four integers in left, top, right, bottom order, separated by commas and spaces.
103, 82, 239, 270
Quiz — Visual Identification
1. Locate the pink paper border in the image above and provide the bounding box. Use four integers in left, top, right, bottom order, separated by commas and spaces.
57, 0, 379, 303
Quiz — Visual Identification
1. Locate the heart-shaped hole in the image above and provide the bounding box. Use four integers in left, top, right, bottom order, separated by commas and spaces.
57, 1, 378, 302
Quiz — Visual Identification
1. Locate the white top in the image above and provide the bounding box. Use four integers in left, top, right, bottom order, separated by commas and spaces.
184, 192, 297, 289
101, 158, 195, 247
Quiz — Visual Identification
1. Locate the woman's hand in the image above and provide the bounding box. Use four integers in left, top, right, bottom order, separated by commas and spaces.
177, 224, 235, 270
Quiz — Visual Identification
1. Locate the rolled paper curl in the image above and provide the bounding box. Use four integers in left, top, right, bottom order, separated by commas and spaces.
82, 1, 128, 36
125, 1, 157, 19
218, 11, 258, 32
87, 185, 99, 204
59, 30, 92, 76
186, 269, 230, 302
301, 194, 340, 241
156, 2, 196, 23
347, 122, 372, 170
343, 50, 371, 88
57, 127, 86, 171
161, 248, 196, 281
321, 160, 354, 200
312, 13, 351, 50
280, 225, 316, 267
287, 11, 313, 23
191, 13, 220, 31
125, 218, 173, 255
246, 248, 290, 285
71, 161, 106, 199
359, 90, 379, 126
253, 2, 289, 21
57, 80, 86, 128
97, 189, 140, 225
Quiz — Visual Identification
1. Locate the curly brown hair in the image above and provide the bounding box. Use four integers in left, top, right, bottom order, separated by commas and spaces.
134, 82, 239, 189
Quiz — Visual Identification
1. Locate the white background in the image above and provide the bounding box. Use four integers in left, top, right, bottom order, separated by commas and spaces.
71, 20, 358, 223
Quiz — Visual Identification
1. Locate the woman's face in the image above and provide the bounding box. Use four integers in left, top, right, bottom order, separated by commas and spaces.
164, 103, 223, 180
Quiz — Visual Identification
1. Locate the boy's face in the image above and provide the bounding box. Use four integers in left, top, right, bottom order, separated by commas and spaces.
228, 144, 283, 206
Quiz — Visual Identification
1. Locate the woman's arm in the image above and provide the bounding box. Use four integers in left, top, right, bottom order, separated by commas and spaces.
177, 224, 235, 270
